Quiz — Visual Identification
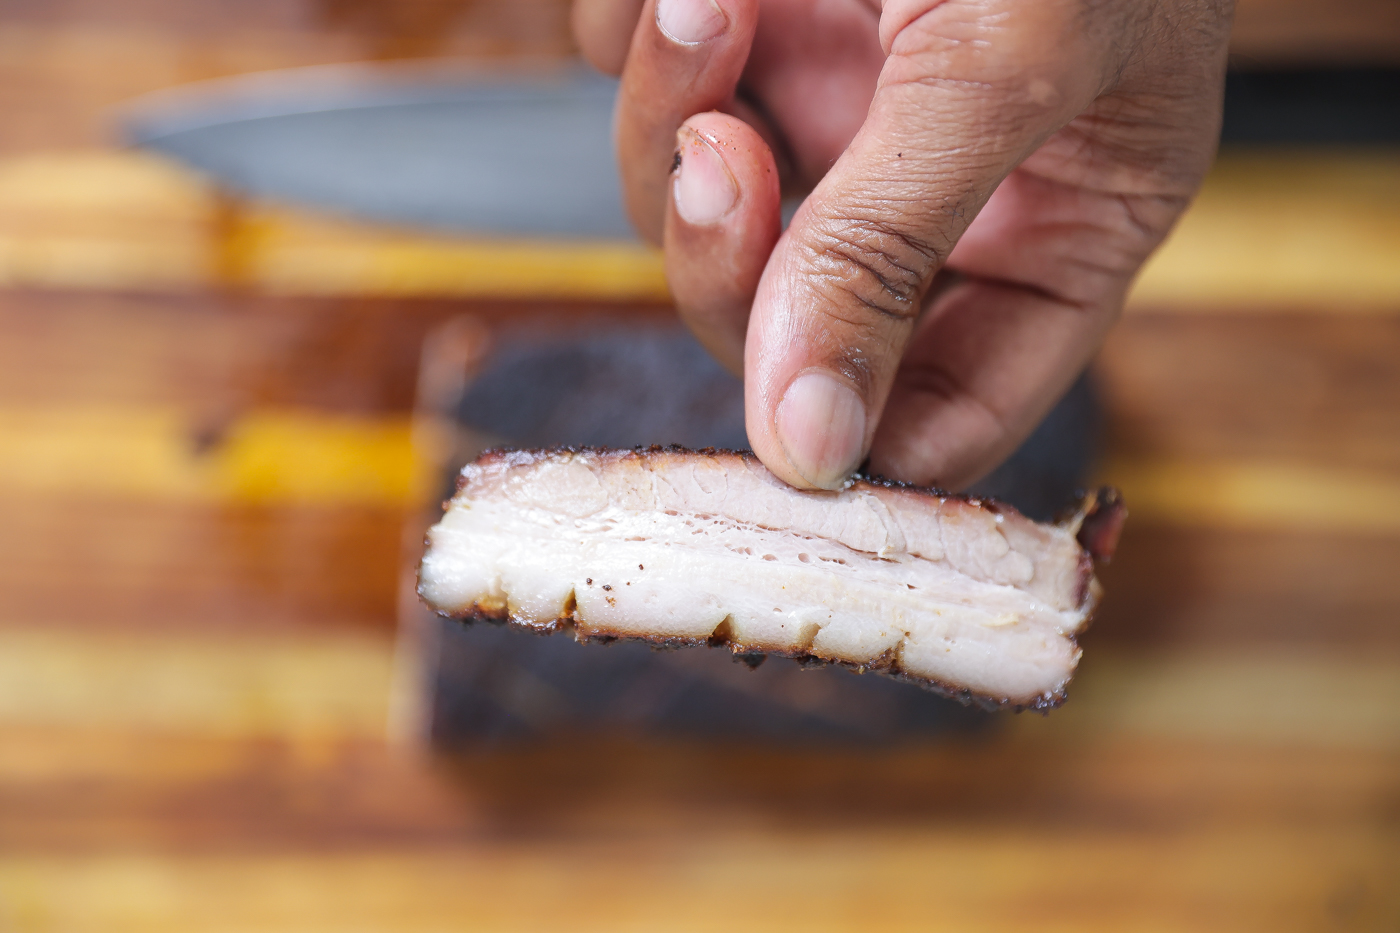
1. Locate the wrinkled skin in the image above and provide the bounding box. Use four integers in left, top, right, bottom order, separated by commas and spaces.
573, 0, 1234, 490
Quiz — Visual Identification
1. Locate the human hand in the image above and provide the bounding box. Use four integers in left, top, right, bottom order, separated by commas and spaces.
574, 0, 1233, 490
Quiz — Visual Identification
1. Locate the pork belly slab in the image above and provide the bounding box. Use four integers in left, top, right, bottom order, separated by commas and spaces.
418, 448, 1123, 710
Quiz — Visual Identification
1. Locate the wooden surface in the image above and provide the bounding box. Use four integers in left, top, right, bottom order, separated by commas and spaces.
1, 1, 1398, 929
0, 0, 1392, 160
2, 150, 1397, 309
1231, 0, 1400, 65
0, 0, 576, 157
2, 294, 1397, 933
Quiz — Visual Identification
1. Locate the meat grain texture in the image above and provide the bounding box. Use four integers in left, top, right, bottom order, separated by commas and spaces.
419, 448, 1123, 710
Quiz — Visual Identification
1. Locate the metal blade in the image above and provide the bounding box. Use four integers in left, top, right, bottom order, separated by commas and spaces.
122, 63, 633, 239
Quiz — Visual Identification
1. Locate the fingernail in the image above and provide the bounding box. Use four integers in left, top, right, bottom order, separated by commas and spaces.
775, 372, 867, 489
656, 0, 727, 44
673, 129, 737, 225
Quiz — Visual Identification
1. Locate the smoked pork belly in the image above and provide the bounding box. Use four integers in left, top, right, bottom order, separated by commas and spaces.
418, 447, 1124, 710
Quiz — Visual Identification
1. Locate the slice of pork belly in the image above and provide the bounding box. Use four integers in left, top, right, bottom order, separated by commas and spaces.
418, 448, 1123, 710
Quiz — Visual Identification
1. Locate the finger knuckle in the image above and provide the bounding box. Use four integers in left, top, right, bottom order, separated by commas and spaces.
804, 215, 944, 323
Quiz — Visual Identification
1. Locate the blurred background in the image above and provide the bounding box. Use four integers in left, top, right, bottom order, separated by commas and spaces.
0, 0, 1397, 929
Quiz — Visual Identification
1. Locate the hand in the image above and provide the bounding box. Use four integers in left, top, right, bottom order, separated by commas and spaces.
574, 0, 1233, 490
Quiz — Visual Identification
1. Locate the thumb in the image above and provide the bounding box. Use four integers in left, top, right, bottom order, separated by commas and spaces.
744, 0, 1110, 490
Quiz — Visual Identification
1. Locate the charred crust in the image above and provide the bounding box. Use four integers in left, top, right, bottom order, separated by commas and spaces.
733, 650, 767, 670
853, 647, 899, 674
1074, 549, 1096, 609
1074, 486, 1127, 563
848, 464, 956, 500
577, 632, 618, 645
434, 601, 1071, 713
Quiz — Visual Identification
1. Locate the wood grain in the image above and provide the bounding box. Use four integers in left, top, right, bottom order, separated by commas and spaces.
1, 830, 1390, 933
0, 0, 576, 157
1092, 524, 1400, 649
0, 405, 424, 506
4, 151, 1397, 308
1128, 154, 1400, 313
1232, 0, 1400, 64
0, 729, 1394, 929
0, 496, 402, 632
0, 0, 1391, 161
0, 289, 672, 415
1099, 314, 1400, 471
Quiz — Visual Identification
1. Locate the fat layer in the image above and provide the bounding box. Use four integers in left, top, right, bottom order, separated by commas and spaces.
420, 499, 1085, 704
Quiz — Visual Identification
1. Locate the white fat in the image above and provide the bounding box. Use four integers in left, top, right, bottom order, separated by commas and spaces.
420, 500, 1087, 704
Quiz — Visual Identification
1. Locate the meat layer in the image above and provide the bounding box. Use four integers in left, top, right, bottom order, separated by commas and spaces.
418, 447, 1118, 710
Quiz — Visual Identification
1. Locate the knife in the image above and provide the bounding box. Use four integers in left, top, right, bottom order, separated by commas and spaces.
121, 61, 635, 240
